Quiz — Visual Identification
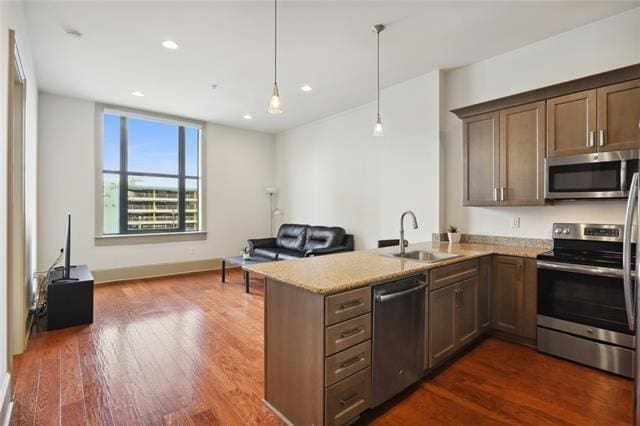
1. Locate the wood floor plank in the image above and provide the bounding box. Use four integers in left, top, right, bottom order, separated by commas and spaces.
10, 269, 632, 425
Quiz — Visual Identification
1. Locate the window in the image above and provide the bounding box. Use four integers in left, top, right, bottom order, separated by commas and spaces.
101, 109, 202, 235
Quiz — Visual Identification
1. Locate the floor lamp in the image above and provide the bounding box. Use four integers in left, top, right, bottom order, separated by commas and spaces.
265, 187, 280, 236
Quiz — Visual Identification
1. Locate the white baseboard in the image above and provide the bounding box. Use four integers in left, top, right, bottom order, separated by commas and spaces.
0, 373, 12, 426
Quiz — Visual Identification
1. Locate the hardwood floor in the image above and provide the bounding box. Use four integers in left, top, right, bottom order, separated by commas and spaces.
10, 269, 632, 425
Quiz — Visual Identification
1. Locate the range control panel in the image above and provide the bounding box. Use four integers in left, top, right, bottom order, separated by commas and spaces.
552, 223, 626, 242
584, 227, 620, 238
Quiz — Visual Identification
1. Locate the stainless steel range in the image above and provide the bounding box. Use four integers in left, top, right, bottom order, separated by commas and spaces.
536, 222, 636, 377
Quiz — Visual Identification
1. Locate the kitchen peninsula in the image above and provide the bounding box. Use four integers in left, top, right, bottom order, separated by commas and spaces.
245, 241, 548, 425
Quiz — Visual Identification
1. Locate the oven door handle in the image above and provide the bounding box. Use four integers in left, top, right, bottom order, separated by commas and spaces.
623, 172, 639, 331
537, 260, 634, 279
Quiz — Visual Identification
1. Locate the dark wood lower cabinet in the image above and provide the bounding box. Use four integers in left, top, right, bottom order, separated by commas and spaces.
478, 256, 491, 330
491, 255, 537, 344
428, 260, 481, 369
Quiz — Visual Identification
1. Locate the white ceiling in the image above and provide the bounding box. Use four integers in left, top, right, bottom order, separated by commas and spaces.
25, 1, 639, 134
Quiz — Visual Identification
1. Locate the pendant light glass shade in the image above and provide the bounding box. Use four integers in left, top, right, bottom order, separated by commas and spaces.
373, 114, 384, 137
268, 83, 283, 114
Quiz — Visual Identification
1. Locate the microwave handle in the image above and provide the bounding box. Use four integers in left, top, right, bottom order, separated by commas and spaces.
623, 172, 638, 331
621, 161, 628, 192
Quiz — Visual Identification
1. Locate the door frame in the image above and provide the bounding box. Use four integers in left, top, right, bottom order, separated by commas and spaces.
7, 28, 28, 371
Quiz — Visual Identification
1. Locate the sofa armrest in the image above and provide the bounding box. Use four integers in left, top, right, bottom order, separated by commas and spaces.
304, 245, 350, 257
248, 237, 277, 250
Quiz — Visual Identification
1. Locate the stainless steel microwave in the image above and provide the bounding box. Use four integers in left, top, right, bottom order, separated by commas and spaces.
544, 149, 639, 200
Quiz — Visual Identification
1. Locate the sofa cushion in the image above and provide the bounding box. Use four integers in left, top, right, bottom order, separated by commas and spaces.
303, 226, 346, 251
276, 224, 308, 252
253, 247, 304, 261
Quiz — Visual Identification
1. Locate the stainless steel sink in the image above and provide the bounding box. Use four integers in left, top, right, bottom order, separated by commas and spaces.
381, 250, 461, 263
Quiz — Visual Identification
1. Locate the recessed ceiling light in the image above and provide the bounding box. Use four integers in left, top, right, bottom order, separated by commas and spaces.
161, 40, 179, 50
131, 91, 144, 97
243, 114, 253, 120
65, 29, 83, 40
300, 84, 313, 92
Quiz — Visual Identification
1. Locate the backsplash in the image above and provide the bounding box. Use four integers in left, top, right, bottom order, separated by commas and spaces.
432, 233, 552, 249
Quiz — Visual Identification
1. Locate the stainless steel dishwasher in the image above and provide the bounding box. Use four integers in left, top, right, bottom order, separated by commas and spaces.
371, 273, 427, 407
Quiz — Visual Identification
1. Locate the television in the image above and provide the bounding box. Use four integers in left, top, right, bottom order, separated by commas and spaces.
53, 213, 77, 282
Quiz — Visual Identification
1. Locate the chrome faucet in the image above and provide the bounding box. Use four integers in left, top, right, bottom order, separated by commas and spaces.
399, 210, 418, 255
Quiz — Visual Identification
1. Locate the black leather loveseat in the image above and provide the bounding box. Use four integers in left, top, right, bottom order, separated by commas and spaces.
248, 224, 354, 260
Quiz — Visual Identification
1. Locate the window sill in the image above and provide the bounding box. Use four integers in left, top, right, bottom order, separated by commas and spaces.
95, 231, 207, 246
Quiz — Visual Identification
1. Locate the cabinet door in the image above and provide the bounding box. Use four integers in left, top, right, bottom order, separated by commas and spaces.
547, 90, 597, 157
428, 285, 457, 368
521, 258, 538, 340
597, 79, 640, 152
463, 112, 499, 206
499, 101, 546, 206
478, 256, 491, 331
456, 277, 479, 347
491, 256, 523, 335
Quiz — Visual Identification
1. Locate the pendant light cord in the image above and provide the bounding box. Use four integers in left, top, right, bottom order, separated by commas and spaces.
274, 0, 278, 85
377, 29, 380, 116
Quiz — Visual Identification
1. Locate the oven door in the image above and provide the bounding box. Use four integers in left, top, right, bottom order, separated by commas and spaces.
545, 150, 639, 199
537, 261, 633, 340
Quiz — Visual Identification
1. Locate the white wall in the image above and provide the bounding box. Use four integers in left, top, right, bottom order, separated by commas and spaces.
275, 71, 441, 249
443, 8, 640, 238
0, 0, 39, 418
37, 92, 276, 271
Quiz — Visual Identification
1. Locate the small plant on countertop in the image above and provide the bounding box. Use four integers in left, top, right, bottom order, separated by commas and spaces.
447, 225, 462, 244
241, 246, 251, 259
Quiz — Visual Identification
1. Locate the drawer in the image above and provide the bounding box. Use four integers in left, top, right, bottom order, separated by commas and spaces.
325, 314, 371, 356
325, 341, 371, 387
325, 287, 371, 326
325, 367, 371, 426
430, 259, 478, 291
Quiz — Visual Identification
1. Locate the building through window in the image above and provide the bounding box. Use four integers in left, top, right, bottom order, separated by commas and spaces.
101, 110, 201, 235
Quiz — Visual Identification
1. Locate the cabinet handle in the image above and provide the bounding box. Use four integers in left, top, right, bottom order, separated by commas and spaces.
340, 392, 359, 406
588, 131, 595, 148
517, 263, 523, 281
455, 289, 460, 308
339, 355, 363, 369
339, 327, 362, 339
339, 300, 362, 310
493, 188, 498, 202
460, 289, 464, 306
500, 187, 507, 202
599, 129, 606, 147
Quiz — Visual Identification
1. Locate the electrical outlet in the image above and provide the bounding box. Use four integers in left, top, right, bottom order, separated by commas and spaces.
189, 247, 195, 255
511, 217, 520, 229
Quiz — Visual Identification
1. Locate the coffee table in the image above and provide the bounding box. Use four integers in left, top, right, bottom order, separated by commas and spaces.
221, 255, 272, 293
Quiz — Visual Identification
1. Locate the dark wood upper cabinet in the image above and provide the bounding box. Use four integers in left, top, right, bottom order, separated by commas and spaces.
463, 102, 545, 207
463, 112, 499, 206
597, 79, 640, 152
499, 101, 546, 206
546, 90, 597, 157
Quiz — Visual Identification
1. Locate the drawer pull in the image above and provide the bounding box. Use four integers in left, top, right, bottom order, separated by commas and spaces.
339, 327, 362, 339
339, 300, 362, 310
339, 355, 363, 369
339, 392, 359, 406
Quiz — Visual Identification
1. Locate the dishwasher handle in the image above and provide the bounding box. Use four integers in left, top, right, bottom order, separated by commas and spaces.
375, 282, 427, 302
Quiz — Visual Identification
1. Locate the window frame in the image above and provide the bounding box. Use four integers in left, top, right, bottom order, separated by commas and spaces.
95, 104, 206, 242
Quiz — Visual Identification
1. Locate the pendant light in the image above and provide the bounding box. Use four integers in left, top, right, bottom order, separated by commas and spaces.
268, 0, 283, 114
372, 24, 385, 136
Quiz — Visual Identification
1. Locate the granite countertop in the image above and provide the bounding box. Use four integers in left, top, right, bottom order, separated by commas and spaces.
243, 241, 548, 295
